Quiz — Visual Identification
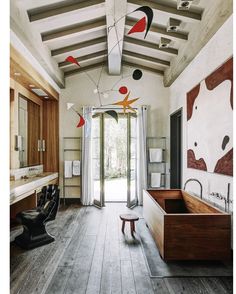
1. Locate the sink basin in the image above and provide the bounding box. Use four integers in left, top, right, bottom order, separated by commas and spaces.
35, 173, 49, 177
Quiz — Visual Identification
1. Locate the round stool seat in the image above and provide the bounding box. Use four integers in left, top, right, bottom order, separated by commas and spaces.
119, 214, 139, 221
119, 214, 139, 237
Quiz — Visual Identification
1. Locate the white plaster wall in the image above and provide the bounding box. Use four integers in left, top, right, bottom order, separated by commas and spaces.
60, 66, 169, 198
169, 16, 233, 212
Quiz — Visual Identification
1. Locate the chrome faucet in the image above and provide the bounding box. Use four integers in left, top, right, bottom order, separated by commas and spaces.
184, 178, 203, 199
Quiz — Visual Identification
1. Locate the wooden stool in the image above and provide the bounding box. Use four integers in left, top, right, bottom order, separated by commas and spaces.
119, 214, 139, 237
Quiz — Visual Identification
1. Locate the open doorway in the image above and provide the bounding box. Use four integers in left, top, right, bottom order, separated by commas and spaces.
92, 111, 137, 207
170, 108, 182, 189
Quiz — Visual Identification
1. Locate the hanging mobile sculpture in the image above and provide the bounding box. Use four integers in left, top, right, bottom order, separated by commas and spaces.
66, 6, 153, 126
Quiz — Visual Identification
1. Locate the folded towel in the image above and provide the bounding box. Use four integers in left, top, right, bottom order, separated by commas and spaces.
64, 161, 72, 178
149, 148, 162, 162
73, 160, 80, 176
151, 173, 161, 188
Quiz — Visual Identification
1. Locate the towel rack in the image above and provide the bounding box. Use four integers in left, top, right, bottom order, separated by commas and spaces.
146, 137, 167, 189
63, 137, 82, 205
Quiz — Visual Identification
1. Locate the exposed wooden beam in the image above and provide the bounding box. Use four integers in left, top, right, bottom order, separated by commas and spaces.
106, 0, 127, 75
51, 36, 107, 56
123, 60, 164, 76
64, 58, 165, 77
28, 0, 105, 22
126, 17, 188, 41
58, 50, 107, 67
42, 16, 106, 42
124, 36, 178, 55
128, 0, 202, 21
123, 49, 170, 66
64, 61, 106, 77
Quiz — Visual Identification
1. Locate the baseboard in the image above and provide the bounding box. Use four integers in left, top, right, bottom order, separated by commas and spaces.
62, 198, 81, 205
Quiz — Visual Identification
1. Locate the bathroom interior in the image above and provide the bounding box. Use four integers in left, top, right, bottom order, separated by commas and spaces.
5, 0, 234, 293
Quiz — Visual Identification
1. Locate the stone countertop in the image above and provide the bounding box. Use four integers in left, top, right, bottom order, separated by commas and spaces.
10, 172, 58, 204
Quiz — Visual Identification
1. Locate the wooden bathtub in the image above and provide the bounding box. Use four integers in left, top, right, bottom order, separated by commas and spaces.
143, 189, 231, 261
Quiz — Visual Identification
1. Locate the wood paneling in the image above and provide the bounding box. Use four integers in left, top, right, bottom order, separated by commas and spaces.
182, 191, 221, 213
10, 192, 37, 220
143, 190, 165, 257
143, 190, 231, 261
43, 100, 59, 172
165, 214, 231, 260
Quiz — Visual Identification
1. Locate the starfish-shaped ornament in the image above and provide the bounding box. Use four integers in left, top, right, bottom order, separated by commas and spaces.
112, 92, 139, 113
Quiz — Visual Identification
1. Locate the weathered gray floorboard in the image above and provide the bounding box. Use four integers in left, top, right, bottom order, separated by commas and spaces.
151, 278, 170, 294
18, 207, 81, 294
64, 207, 102, 294
129, 238, 154, 294
86, 209, 107, 294
10, 204, 233, 294
100, 207, 122, 294
10, 207, 71, 294
201, 277, 231, 294
165, 277, 209, 294
44, 266, 73, 294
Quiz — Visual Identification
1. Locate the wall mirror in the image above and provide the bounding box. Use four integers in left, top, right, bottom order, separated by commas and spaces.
18, 94, 41, 167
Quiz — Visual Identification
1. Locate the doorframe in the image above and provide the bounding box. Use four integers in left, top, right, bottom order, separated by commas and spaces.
170, 108, 182, 189
92, 111, 137, 205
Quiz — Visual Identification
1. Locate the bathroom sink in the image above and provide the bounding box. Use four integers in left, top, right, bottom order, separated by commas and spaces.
35, 173, 49, 177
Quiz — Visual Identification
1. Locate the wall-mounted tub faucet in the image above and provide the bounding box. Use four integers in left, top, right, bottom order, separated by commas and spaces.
210, 183, 232, 213
184, 178, 203, 199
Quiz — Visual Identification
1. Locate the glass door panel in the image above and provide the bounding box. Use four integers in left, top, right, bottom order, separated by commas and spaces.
104, 114, 127, 201
127, 113, 137, 208
92, 114, 104, 207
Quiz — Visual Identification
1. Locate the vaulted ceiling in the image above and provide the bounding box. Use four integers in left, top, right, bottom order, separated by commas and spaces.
10, 0, 232, 88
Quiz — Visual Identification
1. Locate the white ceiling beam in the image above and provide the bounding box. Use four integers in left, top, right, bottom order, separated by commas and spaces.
123, 60, 164, 76
126, 17, 188, 41
124, 36, 178, 55
106, 0, 127, 75
64, 61, 106, 77
28, 0, 105, 22
58, 50, 107, 68
41, 16, 106, 42
51, 36, 107, 56
128, 0, 202, 21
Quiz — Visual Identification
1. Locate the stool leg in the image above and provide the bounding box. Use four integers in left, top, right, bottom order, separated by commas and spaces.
122, 220, 125, 234
130, 221, 135, 238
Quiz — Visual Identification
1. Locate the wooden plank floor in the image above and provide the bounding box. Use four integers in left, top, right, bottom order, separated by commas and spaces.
10, 203, 233, 294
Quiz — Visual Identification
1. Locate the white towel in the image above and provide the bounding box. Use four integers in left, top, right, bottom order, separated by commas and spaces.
149, 148, 162, 162
151, 173, 161, 188
73, 160, 80, 176
64, 161, 72, 178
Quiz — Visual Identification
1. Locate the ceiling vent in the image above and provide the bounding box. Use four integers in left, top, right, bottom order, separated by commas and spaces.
167, 18, 182, 32
31, 88, 48, 96
177, 0, 193, 10
159, 37, 172, 49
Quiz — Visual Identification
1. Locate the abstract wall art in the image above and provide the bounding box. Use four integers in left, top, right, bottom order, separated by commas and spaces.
186, 57, 233, 176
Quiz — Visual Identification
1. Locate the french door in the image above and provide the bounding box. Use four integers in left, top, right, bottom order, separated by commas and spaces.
92, 112, 137, 207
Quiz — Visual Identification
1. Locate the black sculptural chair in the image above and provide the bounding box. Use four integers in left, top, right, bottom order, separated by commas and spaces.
15, 185, 60, 250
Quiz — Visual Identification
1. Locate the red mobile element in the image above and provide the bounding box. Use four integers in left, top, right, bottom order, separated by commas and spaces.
119, 86, 128, 94
66, 56, 80, 67
76, 114, 85, 128
128, 17, 146, 35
